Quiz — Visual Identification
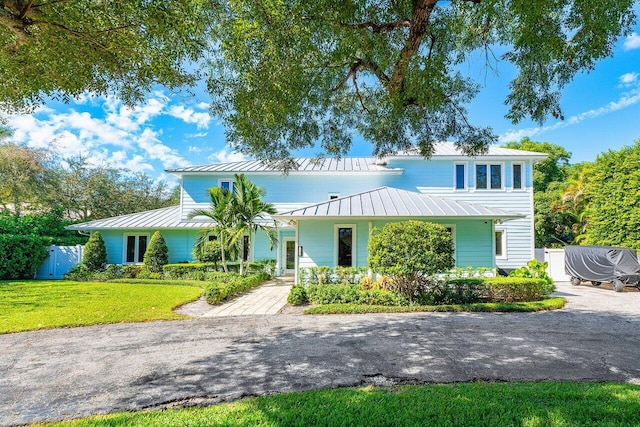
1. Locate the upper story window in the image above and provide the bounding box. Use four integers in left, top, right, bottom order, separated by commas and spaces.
454, 163, 466, 190
218, 179, 236, 193
512, 163, 523, 190
475, 163, 502, 190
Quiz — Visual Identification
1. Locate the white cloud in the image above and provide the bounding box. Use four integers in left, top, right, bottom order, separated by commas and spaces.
499, 76, 640, 143
168, 105, 211, 129
137, 129, 191, 168
619, 72, 639, 87
623, 32, 640, 50
196, 102, 210, 110
208, 147, 248, 163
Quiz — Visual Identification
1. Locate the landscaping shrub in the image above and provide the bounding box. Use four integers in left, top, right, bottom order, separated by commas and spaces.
368, 221, 454, 300
305, 284, 409, 306
104, 264, 123, 280
193, 240, 222, 265
205, 272, 269, 304
298, 266, 369, 286
287, 285, 308, 306
480, 277, 556, 302
509, 259, 554, 284
164, 261, 272, 279
143, 231, 169, 273
83, 231, 107, 272
0, 234, 49, 280
122, 264, 144, 278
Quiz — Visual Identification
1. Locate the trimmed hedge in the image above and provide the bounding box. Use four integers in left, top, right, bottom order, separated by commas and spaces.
0, 234, 49, 279
305, 284, 409, 306
205, 272, 270, 304
480, 277, 556, 302
163, 261, 271, 280
303, 298, 567, 314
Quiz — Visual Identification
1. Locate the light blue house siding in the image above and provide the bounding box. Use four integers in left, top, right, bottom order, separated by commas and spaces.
100, 229, 201, 265
297, 218, 493, 271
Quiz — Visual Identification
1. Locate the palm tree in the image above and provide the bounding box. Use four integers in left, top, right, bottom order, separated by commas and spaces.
231, 174, 278, 275
188, 186, 235, 273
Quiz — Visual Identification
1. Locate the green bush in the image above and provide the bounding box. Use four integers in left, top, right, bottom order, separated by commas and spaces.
122, 264, 144, 278
164, 261, 272, 280
143, 231, 169, 273
416, 278, 484, 305
368, 221, 455, 300
287, 285, 308, 305
0, 234, 49, 280
0, 208, 87, 246
298, 266, 369, 286
480, 277, 556, 302
305, 284, 409, 306
509, 259, 553, 284
193, 240, 222, 264
205, 272, 269, 304
104, 264, 123, 280
83, 231, 107, 272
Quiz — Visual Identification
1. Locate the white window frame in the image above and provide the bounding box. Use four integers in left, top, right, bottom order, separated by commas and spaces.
442, 224, 458, 265
334, 224, 357, 267
453, 162, 468, 190
474, 162, 504, 190
218, 178, 234, 192
495, 228, 507, 260
123, 233, 150, 264
511, 162, 525, 191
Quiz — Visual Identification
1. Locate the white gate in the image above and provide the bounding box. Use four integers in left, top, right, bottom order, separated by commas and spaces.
544, 248, 570, 282
36, 245, 84, 279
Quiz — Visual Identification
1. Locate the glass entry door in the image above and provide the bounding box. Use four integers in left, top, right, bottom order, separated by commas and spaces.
284, 239, 295, 274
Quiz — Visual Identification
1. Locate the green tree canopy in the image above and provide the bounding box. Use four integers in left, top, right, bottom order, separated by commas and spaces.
580, 141, 640, 249
209, 1, 636, 164
0, 0, 211, 111
503, 138, 571, 192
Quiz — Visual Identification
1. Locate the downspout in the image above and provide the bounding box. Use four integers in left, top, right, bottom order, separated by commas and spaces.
368, 221, 373, 277
294, 220, 299, 285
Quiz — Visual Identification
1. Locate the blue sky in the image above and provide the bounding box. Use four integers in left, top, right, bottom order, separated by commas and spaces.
3, 20, 640, 181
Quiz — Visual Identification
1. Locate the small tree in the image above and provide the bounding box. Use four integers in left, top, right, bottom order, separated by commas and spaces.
192, 240, 222, 266
83, 231, 107, 272
144, 231, 169, 273
368, 221, 454, 300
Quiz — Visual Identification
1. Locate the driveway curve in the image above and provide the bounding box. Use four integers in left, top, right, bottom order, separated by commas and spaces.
1, 282, 640, 426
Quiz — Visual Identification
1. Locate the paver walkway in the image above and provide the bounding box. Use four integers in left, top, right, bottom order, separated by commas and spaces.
202, 276, 293, 317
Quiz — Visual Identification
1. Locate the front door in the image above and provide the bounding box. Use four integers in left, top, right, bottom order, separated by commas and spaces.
283, 238, 295, 274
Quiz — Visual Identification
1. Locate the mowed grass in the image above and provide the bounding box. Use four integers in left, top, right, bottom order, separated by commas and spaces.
43, 382, 640, 426
0, 280, 202, 334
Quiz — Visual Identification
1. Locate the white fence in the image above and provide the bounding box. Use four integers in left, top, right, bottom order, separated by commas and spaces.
36, 245, 84, 279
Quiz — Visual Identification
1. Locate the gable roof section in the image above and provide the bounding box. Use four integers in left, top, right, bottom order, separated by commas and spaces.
273, 187, 524, 221
66, 206, 210, 231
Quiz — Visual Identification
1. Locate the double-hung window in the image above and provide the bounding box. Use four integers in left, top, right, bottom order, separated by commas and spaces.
475, 163, 502, 190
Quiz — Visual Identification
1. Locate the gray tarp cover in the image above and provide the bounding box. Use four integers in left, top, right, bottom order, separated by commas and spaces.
565, 245, 640, 284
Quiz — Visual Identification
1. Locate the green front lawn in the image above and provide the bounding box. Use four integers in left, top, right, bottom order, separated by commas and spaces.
0, 280, 202, 334
44, 382, 640, 426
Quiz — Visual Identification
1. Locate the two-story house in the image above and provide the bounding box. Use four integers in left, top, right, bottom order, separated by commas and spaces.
69, 143, 546, 278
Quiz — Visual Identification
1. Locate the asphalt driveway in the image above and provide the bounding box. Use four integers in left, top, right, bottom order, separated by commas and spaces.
1, 281, 640, 426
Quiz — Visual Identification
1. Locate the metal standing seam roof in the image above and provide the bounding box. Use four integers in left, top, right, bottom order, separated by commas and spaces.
272, 187, 524, 220
66, 206, 204, 230
66, 206, 278, 231
166, 143, 548, 174
166, 157, 400, 174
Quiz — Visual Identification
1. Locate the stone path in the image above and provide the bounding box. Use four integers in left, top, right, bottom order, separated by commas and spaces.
201, 276, 293, 317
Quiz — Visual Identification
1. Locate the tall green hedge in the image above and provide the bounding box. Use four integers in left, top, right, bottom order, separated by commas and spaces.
0, 234, 49, 279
